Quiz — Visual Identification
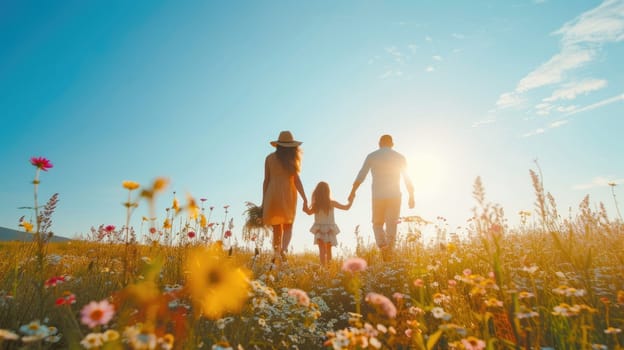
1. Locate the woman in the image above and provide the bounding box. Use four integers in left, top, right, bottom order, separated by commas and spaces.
262, 130, 308, 261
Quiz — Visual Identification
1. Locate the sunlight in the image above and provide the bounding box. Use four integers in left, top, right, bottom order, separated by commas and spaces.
407, 152, 447, 193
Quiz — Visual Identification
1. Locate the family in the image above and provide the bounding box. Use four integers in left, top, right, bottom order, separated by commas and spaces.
262, 131, 415, 265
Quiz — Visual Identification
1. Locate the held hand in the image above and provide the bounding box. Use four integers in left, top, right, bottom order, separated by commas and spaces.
348, 192, 355, 203
408, 195, 415, 209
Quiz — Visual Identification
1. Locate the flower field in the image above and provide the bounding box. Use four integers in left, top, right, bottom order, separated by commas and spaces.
1, 158, 623, 349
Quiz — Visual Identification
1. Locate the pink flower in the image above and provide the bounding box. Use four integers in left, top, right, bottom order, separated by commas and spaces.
200, 198, 207, 202
448, 280, 457, 287
104, 225, 115, 233
341, 257, 367, 273
413, 279, 424, 288
149, 227, 157, 234
30, 156, 53, 171
461, 336, 486, 350
188, 231, 196, 239
80, 299, 115, 328
287, 288, 310, 307
365, 292, 397, 318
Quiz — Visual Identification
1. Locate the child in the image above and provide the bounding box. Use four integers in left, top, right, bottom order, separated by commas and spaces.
304, 181, 352, 266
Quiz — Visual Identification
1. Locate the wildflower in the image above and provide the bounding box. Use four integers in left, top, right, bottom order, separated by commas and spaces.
413, 279, 424, 287
518, 291, 535, 299
369, 337, 382, 349
104, 225, 115, 233
122, 180, 140, 190
600, 297, 611, 305
149, 227, 157, 234
365, 292, 397, 318
163, 218, 171, 229
431, 307, 450, 320
45, 276, 66, 288
288, 289, 310, 307
200, 214, 208, 228
187, 195, 199, 219
188, 231, 196, 239
463, 269, 472, 276
409, 306, 424, 315
124, 325, 157, 350
80, 299, 115, 328
592, 345, 608, 350
342, 257, 367, 273
392, 292, 404, 300
159, 334, 175, 350
21, 221, 34, 233
55, 292, 76, 306
184, 244, 251, 319
102, 329, 120, 342
461, 336, 486, 350
484, 297, 503, 308
30, 156, 53, 171
224, 230, 232, 238
432, 292, 449, 304
618, 290, 624, 304
0, 329, 19, 340
19, 320, 51, 338
522, 265, 539, 274
605, 327, 622, 334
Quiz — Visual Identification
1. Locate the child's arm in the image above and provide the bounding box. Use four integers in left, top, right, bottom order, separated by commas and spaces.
332, 199, 352, 211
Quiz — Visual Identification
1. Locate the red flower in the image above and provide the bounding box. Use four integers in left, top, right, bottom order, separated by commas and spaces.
224, 230, 232, 238
30, 156, 53, 171
45, 276, 66, 288
188, 231, 196, 239
149, 227, 157, 234
55, 292, 76, 306
104, 225, 115, 233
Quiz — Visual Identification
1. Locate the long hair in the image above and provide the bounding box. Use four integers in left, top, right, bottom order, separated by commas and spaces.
311, 181, 331, 214
275, 145, 301, 174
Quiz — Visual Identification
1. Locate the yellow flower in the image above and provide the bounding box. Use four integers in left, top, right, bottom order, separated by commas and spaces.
163, 218, 171, 229
21, 221, 33, 233
187, 194, 199, 220
172, 198, 180, 214
122, 180, 140, 191
184, 244, 251, 319
200, 214, 207, 228
152, 177, 169, 192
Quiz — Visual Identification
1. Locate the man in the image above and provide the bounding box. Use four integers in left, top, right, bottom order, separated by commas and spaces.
348, 134, 414, 258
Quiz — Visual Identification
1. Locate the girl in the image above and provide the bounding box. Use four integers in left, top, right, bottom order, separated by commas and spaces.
304, 181, 352, 266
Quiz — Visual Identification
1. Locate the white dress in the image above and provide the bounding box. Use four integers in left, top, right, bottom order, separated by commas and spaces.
309, 208, 340, 246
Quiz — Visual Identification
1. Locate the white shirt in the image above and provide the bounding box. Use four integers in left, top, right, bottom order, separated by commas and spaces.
354, 147, 414, 199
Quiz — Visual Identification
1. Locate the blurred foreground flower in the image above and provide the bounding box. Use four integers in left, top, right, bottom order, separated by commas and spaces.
80, 299, 115, 328
30, 156, 53, 171
122, 180, 140, 191
185, 244, 251, 319
342, 257, 367, 273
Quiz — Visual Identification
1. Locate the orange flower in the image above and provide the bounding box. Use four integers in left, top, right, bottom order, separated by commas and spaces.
122, 180, 140, 190
163, 218, 171, 229
21, 221, 34, 233
187, 195, 199, 220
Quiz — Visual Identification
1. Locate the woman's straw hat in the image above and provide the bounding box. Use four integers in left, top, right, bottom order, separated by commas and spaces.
270, 130, 302, 147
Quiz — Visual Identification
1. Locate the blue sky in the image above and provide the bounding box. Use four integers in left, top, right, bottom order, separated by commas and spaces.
1, 0, 623, 253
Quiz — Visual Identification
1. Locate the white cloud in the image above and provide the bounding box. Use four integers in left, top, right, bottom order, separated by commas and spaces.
425, 66, 435, 72
573, 176, 624, 190
425, 36, 433, 42
432, 55, 442, 61
408, 44, 418, 53
556, 105, 577, 112
549, 120, 569, 128
385, 46, 405, 64
379, 69, 404, 79
495, 0, 624, 113
543, 79, 607, 102
516, 47, 594, 92
452, 33, 465, 39
556, 0, 624, 47
566, 93, 624, 115
522, 128, 546, 137
472, 116, 497, 127
496, 92, 526, 109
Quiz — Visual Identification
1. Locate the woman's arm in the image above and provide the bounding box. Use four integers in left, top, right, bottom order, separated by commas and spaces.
294, 174, 308, 209
262, 156, 270, 203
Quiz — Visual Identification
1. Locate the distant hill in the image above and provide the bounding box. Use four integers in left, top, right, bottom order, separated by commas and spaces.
0, 226, 71, 242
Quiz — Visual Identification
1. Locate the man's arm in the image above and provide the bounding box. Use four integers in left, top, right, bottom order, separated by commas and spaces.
401, 157, 415, 209
349, 156, 370, 202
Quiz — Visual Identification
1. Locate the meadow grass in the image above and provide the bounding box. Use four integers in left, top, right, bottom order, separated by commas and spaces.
1, 157, 623, 349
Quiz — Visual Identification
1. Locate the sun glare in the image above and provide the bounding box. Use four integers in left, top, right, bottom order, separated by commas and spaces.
407, 153, 446, 193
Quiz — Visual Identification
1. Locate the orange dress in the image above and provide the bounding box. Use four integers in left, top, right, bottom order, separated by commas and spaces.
262, 153, 298, 226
